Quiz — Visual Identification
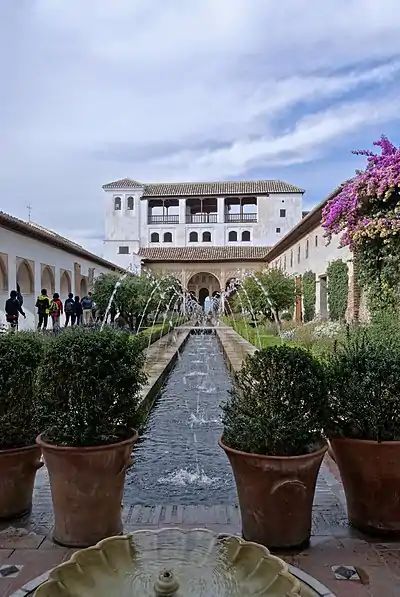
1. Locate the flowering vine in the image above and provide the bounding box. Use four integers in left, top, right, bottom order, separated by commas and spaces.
322, 136, 400, 313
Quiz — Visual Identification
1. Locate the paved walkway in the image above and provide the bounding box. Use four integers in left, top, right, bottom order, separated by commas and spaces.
0, 457, 399, 596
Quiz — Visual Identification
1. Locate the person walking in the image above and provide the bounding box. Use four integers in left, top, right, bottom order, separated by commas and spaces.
64, 293, 75, 326
49, 293, 63, 333
5, 290, 26, 330
36, 289, 51, 330
81, 293, 94, 326
74, 295, 83, 326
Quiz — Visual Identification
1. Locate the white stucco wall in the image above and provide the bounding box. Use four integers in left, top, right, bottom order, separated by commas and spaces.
267, 222, 351, 318
0, 226, 119, 330
103, 186, 304, 267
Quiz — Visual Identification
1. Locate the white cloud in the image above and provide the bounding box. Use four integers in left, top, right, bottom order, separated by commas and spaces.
2, 0, 400, 250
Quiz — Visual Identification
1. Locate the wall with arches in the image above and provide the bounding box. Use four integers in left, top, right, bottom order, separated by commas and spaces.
0, 225, 118, 330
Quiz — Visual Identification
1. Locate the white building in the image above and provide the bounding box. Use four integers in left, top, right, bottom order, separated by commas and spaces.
0, 211, 121, 330
102, 178, 305, 268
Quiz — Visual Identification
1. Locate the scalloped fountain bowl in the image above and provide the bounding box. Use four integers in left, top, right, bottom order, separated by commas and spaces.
34, 528, 333, 597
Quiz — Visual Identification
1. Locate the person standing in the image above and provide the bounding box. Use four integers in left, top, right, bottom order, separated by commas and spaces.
74, 295, 83, 326
5, 290, 26, 330
49, 293, 63, 333
64, 293, 75, 326
81, 293, 94, 326
36, 289, 51, 330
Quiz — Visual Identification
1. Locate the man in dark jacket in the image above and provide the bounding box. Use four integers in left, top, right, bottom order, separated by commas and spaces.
36, 289, 51, 330
5, 290, 26, 330
64, 293, 75, 326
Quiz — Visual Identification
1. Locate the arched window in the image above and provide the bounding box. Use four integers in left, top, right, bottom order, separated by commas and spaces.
228, 230, 237, 242
114, 197, 121, 210
164, 232, 173, 243
150, 232, 159, 243
189, 231, 198, 242
241, 230, 250, 242
127, 196, 134, 210
202, 231, 211, 242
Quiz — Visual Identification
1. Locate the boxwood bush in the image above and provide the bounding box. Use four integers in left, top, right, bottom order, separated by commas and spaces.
221, 345, 327, 456
0, 332, 44, 449
35, 327, 147, 446
326, 326, 400, 441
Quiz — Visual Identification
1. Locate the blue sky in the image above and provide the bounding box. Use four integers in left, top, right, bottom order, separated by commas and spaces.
1, 0, 400, 253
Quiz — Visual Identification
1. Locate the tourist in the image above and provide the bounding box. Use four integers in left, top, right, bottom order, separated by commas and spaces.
5, 290, 26, 330
50, 293, 63, 333
81, 293, 94, 326
64, 292, 75, 326
74, 295, 83, 325
36, 289, 51, 330
16, 283, 23, 308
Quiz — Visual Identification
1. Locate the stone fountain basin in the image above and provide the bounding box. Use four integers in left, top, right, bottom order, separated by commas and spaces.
33, 528, 333, 597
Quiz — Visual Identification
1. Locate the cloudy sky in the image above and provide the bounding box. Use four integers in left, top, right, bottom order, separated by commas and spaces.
2, 0, 400, 254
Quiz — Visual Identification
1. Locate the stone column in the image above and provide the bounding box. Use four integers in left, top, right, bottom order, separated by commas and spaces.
346, 259, 361, 323
179, 198, 186, 224
217, 197, 225, 224
55, 267, 61, 295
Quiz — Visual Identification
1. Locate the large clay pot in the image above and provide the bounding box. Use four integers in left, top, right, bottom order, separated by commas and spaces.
219, 438, 327, 549
330, 437, 400, 534
0, 445, 43, 519
37, 433, 138, 547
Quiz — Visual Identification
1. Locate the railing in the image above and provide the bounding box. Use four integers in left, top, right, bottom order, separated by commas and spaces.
147, 215, 179, 225
224, 213, 257, 223
186, 213, 218, 224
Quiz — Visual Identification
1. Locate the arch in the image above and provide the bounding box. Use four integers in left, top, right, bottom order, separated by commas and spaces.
228, 230, 237, 242
16, 260, 34, 294
187, 271, 221, 306
114, 197, 121, 210
198, 287, 209, 306
163, 232, 173, 243
60, 271, 71, 297
241, 230, 251, 242
41, 266, 55, 295
189, 231, 198, 242
150, 232, 160, 243
127, 196, 134, 210
202, 231, 211, 242
0, 256, 7, 291
80, 277, 88, 297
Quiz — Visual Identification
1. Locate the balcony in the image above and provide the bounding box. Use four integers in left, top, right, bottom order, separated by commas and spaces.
224, 213, 257, 223
147, 215, 179, 225
186, 213, 217, 224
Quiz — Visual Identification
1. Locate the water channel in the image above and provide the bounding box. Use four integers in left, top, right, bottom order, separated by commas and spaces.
125, 333, 237, 505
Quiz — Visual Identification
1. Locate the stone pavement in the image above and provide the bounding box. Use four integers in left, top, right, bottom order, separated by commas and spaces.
1, 457, 399, 596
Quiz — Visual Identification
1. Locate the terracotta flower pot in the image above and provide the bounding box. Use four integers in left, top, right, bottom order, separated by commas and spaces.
219, 437, 327, 549
330, 437, 400, 534
37, 432, 138, 547
0, 445, 43, 519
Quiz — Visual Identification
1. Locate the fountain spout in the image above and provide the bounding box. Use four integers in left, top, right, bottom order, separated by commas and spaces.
153, 569, 179, 596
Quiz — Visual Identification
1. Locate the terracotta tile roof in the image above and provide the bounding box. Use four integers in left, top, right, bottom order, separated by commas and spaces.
103, 178, 305, 196
102, 178, 143, 189
0, 212, 121, 271
137, 246, 270, 262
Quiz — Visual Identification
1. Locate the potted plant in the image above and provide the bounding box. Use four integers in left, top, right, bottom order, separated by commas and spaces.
326, 326, 400, 534
36, 327, 147, 547
219, 345, 327, 549
0, 332, 44, 519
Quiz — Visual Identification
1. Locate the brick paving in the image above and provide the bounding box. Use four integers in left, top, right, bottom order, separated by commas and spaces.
1, 457, 399, 596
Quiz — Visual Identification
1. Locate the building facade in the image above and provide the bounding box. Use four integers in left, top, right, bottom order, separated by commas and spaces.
0, 212, 121, 330
264, 188, 364, 322
102, 178, 305, 269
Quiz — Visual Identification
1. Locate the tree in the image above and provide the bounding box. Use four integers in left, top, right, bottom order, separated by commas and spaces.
235, 268, 296, 323
92, 272, 181, 330
322, 136, 400, 315
302, 270, 316, 322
